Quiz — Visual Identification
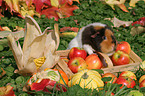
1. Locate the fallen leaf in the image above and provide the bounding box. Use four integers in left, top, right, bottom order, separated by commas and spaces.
60, 27, 79, 32
58, 3, 79, 18
25, 0, 33, 8
0, 85, 15, 96
66, 0, 80, 5
41, 6, 59, 21
2, 26, 11, 31
117, 4, 128, 12
13, 0, 20, 12
129, 0, 140, 7
51, 0, 59, 7
0, 26, 4, 31
103, 0, 129, 12
30, 79, 67, 92
20, 2, 40, 18
131, 17, 145, 26
33, 0, 51, 13
31, 79, 51, 91
0, 68, 6, 78
130, 26, 145, 36
0, 0, 2, 6
111, 17, 133, 27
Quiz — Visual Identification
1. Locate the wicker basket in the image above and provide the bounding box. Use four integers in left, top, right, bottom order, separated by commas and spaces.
54, 50, 142, 77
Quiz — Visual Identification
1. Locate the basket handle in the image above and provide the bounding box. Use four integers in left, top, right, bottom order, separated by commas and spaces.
97, 52, 114, 68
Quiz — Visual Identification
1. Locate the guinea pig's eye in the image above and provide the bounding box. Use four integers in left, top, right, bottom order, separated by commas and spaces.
102, 36, 107, 40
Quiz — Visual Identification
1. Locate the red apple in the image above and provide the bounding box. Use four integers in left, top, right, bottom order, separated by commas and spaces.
112, 50, 130, 66
139, 79, 145, 88
85, 54, 103, 70
139, 75, 145, 84
69, 47, 87, 59
102, 73, 117, 84
116, 41, 131, 54
119, 71, 137, 80
116, 76, 136, 89
68, 57, 87, 73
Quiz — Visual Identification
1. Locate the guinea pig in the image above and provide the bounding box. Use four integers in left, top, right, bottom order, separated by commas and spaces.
67, 23, 117, 56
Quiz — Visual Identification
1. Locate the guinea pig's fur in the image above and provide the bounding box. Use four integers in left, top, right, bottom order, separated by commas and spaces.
67, 23, 117, 56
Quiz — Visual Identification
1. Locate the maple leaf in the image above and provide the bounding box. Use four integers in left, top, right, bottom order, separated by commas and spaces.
0, 0, 2, 6
32, 0, 51, 13
25, 0, 33, 8
56, 0, 80, 5
58, 3, 79, 18
41, 6, 59, 21
51, 0, 59, 7
20, 1, 40, 18
66, 0, 80, 5
132, 17, 145, 26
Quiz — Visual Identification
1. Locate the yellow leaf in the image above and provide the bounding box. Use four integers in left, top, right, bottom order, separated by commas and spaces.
12, 0, 20, 12
120, 0, 126, 3
104, 0, 129, 12
20, 1, 40, 18
5, 0, 20, 12
51, 0, 59, 7
104, 0, 122, 10
129, 0, 140, 7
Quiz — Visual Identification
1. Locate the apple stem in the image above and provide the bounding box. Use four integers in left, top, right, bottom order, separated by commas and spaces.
81, 72, 88, 79
117, 54, 121, 58
75, 62, 79, 65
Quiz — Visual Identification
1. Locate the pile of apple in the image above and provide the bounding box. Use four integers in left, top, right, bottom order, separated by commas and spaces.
112, 41, 131, 66
66, 47, 102, 73
64, 41, 131, 73
103, 70, 145, 89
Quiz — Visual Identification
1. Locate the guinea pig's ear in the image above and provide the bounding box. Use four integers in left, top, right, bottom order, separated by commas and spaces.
91, 32, 100, 38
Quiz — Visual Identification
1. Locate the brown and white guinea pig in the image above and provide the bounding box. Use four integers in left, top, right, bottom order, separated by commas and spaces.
67, 23, 117, 56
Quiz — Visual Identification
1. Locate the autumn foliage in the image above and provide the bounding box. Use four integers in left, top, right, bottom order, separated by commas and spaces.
0, 0, 80, 21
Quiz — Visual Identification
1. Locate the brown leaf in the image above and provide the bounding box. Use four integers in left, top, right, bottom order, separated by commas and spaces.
0, 68, 6, 78
130, 26, 145, 36
111, 17, 133, 27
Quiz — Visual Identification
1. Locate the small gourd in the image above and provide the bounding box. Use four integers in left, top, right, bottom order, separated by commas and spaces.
68, 69, 104, 90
